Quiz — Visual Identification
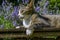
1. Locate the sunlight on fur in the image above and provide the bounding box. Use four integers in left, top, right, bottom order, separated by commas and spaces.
18, 0, 60, 36
18, 0, 35, 36
23, 19, 32, 28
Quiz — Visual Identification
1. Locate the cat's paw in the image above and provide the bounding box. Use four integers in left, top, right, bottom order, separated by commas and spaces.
16, 26, 20, 29
26, 29, 33, 36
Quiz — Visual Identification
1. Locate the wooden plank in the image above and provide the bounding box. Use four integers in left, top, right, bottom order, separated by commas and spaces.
0, 28, 60, 38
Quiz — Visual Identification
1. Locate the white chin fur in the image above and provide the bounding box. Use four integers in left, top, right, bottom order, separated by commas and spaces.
26, 29, 32, 35
18, 9, 24, 18
23, 19, 32, 28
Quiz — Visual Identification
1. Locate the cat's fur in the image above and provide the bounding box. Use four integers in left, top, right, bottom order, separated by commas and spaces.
18, 0, 51, 36
43, 15, 60, 28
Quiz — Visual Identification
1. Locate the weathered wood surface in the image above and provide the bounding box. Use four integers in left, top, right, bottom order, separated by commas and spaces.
0, 28, 60, 38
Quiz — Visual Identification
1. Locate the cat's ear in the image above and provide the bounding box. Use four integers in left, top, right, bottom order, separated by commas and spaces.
28, 0, 34, 8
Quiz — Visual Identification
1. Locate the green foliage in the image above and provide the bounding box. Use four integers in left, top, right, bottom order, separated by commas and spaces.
0, 16, 14, 29
0, 16, 4, 25
4, 20, 14, 29
57, 0, 60, 3
57, 3, 60, 7
49, 0, 60, 9
50, 0, 56, 4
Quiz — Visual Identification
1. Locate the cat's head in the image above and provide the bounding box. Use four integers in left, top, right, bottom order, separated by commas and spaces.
18, 0, 34, 19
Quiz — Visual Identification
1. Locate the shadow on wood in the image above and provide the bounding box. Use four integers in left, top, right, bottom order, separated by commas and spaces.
0, 27, 60, 39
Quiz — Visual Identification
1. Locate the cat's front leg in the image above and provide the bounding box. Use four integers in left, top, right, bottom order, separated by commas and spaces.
26, 28, 34, 36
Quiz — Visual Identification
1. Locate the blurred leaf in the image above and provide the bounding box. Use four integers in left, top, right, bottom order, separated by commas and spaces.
57, 3, 60, 7
57, 0, 60, 3
50, 0, 56, 3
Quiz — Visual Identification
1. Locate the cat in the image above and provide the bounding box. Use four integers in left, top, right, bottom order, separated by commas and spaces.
43, 15, 60, 28
18, 0, 50, 36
